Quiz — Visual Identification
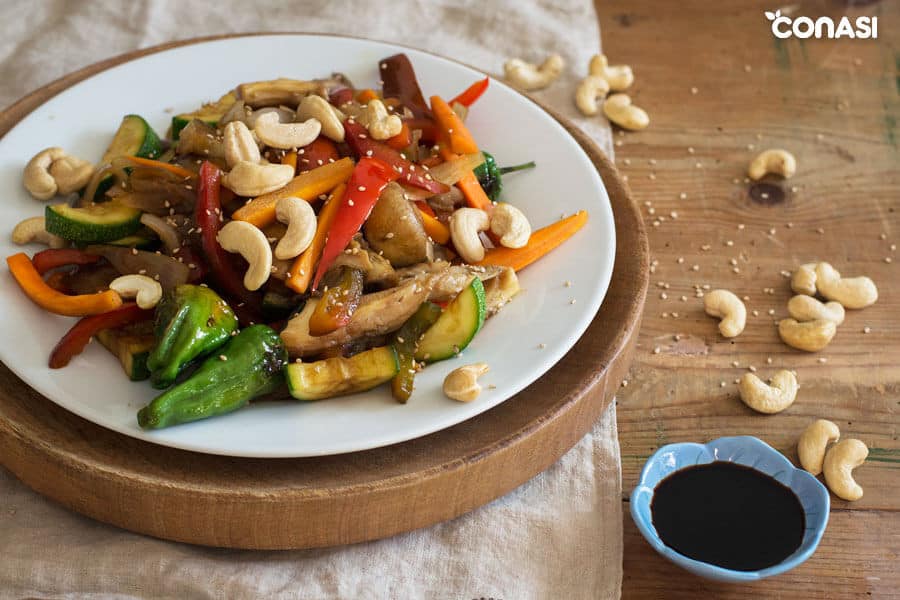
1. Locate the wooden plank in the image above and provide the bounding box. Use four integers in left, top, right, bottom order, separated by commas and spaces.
596, 0, 899, 596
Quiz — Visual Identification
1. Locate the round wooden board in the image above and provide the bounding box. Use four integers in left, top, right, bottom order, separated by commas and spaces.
0, 35, 648, 550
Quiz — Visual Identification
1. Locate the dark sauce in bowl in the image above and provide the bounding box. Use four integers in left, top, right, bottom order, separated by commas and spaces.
650, 462, 805, 571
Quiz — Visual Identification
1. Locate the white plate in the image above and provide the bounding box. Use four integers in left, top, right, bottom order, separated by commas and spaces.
0, 35, 615, 457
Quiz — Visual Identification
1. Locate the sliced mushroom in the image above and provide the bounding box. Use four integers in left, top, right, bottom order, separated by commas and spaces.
281, 279, 430, 357
363, 182, 433, 267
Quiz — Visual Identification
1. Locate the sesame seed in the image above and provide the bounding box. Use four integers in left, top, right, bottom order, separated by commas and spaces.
653, 347, 661, 354
538, 343, 546, 349
219, 355, 228, 361
863, 326, 871, 334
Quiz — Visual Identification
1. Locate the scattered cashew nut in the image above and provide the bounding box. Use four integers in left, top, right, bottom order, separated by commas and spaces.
23, 147, 94, 200
823, 438, 868, 501
449, 207, 490, 264
109, 274, 163, 309
216, 221, 273, 291
815, 262, 878, 309
703, 289, 746, 338
503, 54, 565, 91
443, 363, 490, 402
748, 148, 797, 180
221, 160, 295, 197
778, 318, 836, 352
253, 111, 321, 150
798, 419, 840, 476
602, 94, 649, 131
589, 54, 634, 91
296, 94, 346, 142
365, 99, 402, 141
11, 216, 66, 248
787, 294, 845, 325
274, 197, 317, 260
738, 370, 798, 414
575, 75, 611, 116
223, 121, 261, 169
490, 203, 531, 249
791, 263, 818, 296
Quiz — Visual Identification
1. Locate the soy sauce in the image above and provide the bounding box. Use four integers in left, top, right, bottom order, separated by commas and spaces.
650, 462, 805, 571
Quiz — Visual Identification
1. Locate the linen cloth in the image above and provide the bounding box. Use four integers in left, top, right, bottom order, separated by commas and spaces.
0, 1, 622, 598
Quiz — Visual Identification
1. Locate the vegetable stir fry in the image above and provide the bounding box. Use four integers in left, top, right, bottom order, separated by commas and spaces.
9, 54, 588, 429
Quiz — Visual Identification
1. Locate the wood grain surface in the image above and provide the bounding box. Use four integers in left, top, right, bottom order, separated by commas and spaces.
595, 1, 899, 597
0, 36, 648, 550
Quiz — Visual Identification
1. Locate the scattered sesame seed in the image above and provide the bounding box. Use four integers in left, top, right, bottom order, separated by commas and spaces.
818, 357, 827, 363
732, 361, 740, 367
653, 347, 661, 354
863, 326, 871, 334
569, 299, 577, 305
749, 366, 757, 372
538, 343, 546, 349
885, 257, 893, 263
720, 381, 727, 388
219, 355, 228, 361
621, 380, 629, 387
691, 264, 700, 271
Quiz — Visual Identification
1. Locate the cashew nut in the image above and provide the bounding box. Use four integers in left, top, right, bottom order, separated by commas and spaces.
11, 216, 66, 248
490, 203, 531, 248
503, 54, 565, 91
815, 262, 878, 309
216, 220, 273, 291
748, 148, 797, 180
738, 370, 798, 414
787, 294, 845, 325
443, 363, 490, 402
253, 111, 321, 150
791, 263, 818, 296
823, 438, 868, 501
778, 318, 836, 352
23, 147, 94, 200
602, 94, 649, 131
296, 94, 346, 142
365, 99, 402, 141
274, 197, 316, 260
798, 419, 840, 476
449, 207, 490, 264
588, 54, 634, 91
221, 160, 295, 197
703, 289, 746, 338
109, 274, 163, 309
575, 76, 611, 116
223, 121, 261, 169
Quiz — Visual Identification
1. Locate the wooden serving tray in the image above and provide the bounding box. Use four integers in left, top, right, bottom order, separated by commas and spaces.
0, 36, 648, 549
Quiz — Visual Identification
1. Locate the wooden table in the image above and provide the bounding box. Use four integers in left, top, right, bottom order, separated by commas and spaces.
595, 1, 899, 597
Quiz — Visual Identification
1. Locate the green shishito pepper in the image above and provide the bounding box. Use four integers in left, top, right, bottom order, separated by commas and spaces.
147, 284, 238, 389
137, 325, 288, 430
473, 151, 536, 202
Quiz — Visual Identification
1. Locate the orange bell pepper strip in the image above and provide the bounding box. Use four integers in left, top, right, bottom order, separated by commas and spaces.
438, 144, 493, 213
385, 122, 412, 150
281, 151, 298, 172
475, 211, 589, 272
285, 183, 346, 294
356, 88, 379, 103
124, 156, 195, 179
231, 157, 354, 228
7, 252, 123, 316
430, 96, 479, 155
418, 208, 450, 245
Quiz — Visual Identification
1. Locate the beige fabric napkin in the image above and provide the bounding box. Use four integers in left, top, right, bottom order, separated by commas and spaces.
0, 1, 622, 598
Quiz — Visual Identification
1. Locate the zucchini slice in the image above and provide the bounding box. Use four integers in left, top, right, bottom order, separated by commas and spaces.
102, 114, 163, 163
286, 346, 400, 401
96, 324, 155, 381
45, 201, 142, 243
171, 91, 237, 141
414, 277, 486, 363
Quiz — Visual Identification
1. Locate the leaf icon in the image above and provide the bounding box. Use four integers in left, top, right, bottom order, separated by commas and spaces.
765, 11, 775, 20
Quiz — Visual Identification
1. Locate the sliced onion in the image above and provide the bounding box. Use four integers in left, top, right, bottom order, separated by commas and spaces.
86, 245, 190, 292
140, 213, 181, 253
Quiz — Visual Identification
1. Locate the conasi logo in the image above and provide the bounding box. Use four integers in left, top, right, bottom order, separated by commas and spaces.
765, 10, 878, 39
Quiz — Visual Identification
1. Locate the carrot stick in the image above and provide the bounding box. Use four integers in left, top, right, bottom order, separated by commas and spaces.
285, 183, 346, 294
385, 122, 411, 150
232, 158, 354, 228
7, 253, 123, 316
438, 145, 493, 212
475, 211, 588, 272
357, 89, 379, 103
125, 156, 195, 179
430, 96, 479, 155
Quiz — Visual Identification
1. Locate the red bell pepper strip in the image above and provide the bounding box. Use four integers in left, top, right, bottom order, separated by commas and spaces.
32, 248, 100, 275
298, 137, 340, 172
401, 117, 439, 144
196, 161, 261, 320
311, 158, 400, 290
49, 303, 152, 368
379, 54, 432, 119
450, 77, 490, 107
329, 87, 355, 107
343, 120, 448, 195
308, 266, 364, 335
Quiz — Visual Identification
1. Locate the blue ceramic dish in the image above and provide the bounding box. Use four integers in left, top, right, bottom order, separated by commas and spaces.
630, 436, 830, 582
